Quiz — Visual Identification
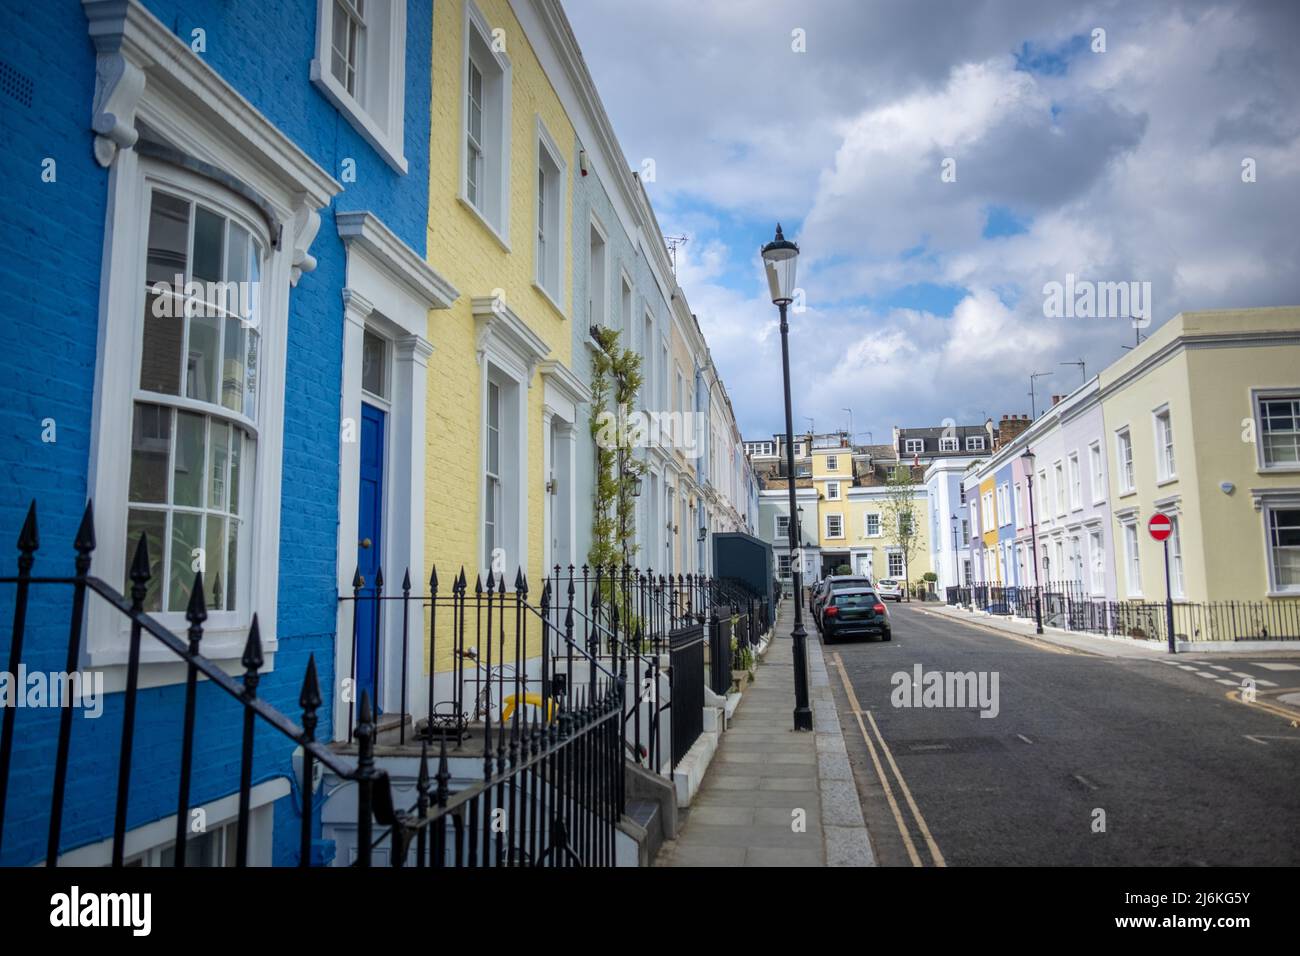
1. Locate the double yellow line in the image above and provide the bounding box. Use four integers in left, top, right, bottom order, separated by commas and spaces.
831, 652, 946, 867
1227, 688, 1300, 727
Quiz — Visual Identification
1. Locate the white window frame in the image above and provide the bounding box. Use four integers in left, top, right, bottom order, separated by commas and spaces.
965, 436, 985, 451
825, 513, 844, 539
939, 437, 958, 452
533, 117, 567, 313
1053, 461, 1066, 516
1153, 404, 1176, 482
826, 454, 839, 471
904, 438, 924, 454
1252, 389, 1300, 473
1068, 452, 1082, 510
1121, 520, 1142, 597
1167, 512, 1185, 598
1261, 497, 1300, 595
775, 513, 791, 541
826, 481, 841, 501
311, 0, 408, 173
460, 0, 511, 243
81, 3, 340, 685
865, 513, 880, 537
888, 551, 904, 577
1014, 483, 1024, 530
585, 215, 608, 333
1088, 528, 1105, 595
1089, 441, 1104, 504
1116, 427, 1134, 494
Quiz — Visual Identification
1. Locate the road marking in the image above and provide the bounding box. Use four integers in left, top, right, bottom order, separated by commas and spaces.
1208, 665, 1231, 672
1072, 773, 1099, 791
1230, 672, 1254, 679
1252, 662, 1300, 671
862, 709, 947, 868
1257, 679, 1278, 687
829, 652, 923, 867
917, 609, 1076, 655
1227, 689, 1300, 726
1177, 665, 1199, 671
1244, 734, 1300, 745
1016, 733, 1034, 744
1194, 671, 1219, 679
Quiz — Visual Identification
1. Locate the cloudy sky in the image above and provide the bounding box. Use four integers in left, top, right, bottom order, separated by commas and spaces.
563, 0, 1300, 440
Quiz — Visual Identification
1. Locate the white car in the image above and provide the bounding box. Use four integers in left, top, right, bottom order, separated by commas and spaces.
875, 578, 904, 601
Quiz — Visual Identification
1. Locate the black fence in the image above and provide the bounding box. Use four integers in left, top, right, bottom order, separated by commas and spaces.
0, 501, 623, 867
708, 612, 732, 697
669, 623, 705, 769
945, 580, 1300, 643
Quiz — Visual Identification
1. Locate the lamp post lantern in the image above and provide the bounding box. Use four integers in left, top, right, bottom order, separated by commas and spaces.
763, 224, 812, 731
1020, 447, 1044, 634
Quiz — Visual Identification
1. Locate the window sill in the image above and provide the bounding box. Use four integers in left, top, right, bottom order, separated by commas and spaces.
1118, 489, 1137, 499
531, 280, 569, 321
1256, 465, 1300, 475
1156, 476, 1178, 488
309, 65, 408, 175
458, 195, 511, 252
1266, 588, 1300, 598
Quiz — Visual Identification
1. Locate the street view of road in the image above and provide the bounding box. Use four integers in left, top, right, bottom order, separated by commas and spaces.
826, 602, 1300, 866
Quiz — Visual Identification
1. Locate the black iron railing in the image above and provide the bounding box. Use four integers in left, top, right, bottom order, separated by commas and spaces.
945, 580, 1300, 643
668, 623, 704, 769
1, 501, 623, 867
708, 611, 733, 696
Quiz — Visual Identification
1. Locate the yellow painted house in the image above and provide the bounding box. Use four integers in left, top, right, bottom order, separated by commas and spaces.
424, 0, 579, 588
810, 445, 933, 587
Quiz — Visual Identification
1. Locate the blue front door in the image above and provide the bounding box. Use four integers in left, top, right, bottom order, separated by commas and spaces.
356, 402, 386, 715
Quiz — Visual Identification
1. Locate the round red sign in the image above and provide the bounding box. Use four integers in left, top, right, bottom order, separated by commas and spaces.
1148, 513, 1172, 541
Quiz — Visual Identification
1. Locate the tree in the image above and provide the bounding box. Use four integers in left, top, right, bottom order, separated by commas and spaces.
588, 326, 644, 570
882, 464, 924, 602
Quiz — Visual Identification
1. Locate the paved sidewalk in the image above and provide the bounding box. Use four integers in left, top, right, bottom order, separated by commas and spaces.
655, 600, 875, 867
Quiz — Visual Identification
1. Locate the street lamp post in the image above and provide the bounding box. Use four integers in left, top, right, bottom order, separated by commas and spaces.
1020, 448, 1044, 634
950, 513, 959, 594
763, 224, 813, 732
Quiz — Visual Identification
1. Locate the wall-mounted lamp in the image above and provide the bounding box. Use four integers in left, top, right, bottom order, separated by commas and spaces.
545, 478, 557, 495
579, 149, 589, 177
632, 476, 643, 497
698, 526, 707, 542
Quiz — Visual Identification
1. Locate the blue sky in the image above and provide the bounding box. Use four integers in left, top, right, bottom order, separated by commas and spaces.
565, 0, 1300, 439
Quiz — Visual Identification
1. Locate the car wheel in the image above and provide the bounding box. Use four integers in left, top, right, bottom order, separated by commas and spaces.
882, 630, 892, 641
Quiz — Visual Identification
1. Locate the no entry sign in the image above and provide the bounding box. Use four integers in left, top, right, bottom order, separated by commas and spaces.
1148, 512, 1173, 542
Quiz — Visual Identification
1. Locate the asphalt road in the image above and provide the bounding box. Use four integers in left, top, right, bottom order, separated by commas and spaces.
823, 601, 1300, 866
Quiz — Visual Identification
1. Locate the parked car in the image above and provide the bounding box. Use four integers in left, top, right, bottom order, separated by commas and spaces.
814, 575, 874, 629
875, 578, 904, 602
822, 588, 892, 643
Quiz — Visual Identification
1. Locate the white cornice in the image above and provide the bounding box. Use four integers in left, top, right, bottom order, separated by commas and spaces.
336, 211, 459, 309
472, 296, 552, 383
538, 359, 591, 406
83, 0, 340, 209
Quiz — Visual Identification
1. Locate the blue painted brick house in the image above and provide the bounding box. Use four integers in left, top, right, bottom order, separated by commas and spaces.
0, 0, 448, 866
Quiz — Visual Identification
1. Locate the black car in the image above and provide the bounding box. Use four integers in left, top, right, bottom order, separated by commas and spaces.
822, 588, 892, 643
813, 575, 874, 629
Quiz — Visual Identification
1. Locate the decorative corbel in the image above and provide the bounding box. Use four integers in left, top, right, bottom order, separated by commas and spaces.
90, 49, 145, 167
289, 201, 322, 286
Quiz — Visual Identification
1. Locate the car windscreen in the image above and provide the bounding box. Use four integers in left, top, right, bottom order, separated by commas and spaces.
830, 578, 871, 590
833, 591, 879, 607
877, 579, 897, 587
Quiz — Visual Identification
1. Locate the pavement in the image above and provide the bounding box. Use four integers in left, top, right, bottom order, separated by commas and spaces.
828, 601, 1300, 866
655, 598, 876, 867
